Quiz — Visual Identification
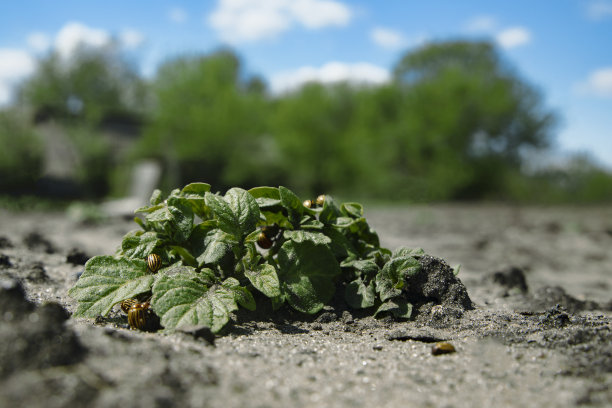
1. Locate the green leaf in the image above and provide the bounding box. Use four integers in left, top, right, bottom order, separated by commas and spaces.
120, 230, 160, 259
169, 245, 197, 267
319, 195, 342, 225
279, 186, 303, 226
452, 264, 461, 276
392, 247, 425, 258
244, 263, 281, 298
150, 189, 163, 205
68, 256, 153, 317
145, 203, 194, 243
197, 228, 233, 267
374, 297, 413, 319
248, 186, 281, 208
152, 272, 238, 333
135, 203, 164, 214
205, 188, 260, 239
375, 256, 421, 302
341, 202, 363, 218
222, 277, 256, 311
283, 230, 331, 246
181, 182, 211, 197
345, 278, 376, 309
277, 240, 340, 314
177, 182, 211, 218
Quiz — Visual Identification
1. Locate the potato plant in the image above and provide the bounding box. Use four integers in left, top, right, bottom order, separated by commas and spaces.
69, 183, 427, 333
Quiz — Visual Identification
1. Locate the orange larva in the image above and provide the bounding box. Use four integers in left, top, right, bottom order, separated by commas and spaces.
431, 342, 456, 356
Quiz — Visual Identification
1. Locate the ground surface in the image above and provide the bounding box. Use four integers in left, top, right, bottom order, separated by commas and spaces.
0, 204, 611, 407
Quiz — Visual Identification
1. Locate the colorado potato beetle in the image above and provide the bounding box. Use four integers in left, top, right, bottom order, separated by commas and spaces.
315, 194, 326, 207
303, 199, 314, 208
431, 342, 456, 356
146, 253, 162, 273
127, 301, 160, 332
120, 298, 138, 314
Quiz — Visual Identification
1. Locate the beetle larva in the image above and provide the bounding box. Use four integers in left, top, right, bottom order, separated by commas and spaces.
257, 224, 280, 249
146, 253, 162, 273
257, 232, 273, 249
431, 342, 456, 356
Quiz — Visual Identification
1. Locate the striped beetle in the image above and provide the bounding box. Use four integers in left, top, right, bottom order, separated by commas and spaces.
146, 253, 162, 273
126, 301, 160, 332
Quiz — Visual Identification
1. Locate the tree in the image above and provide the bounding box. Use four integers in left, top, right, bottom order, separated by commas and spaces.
0, 111, 43, 193
271, 82, 358, 196
19, 44, 147, 124
391, 40, 558, 199
139, 49, 269, 190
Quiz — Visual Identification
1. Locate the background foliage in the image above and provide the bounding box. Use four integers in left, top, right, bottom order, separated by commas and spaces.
4, 40, 612, 203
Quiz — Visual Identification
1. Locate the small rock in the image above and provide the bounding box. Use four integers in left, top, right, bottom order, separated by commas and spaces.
0, 279, 35, 318
315, 311, 337, 323
0, 291, 85, 379
177, 325, 216, 345
23, 231, 55, 254
490, 266, 529, 294
25, 262, 49, 283
540, 304, 571, 329
0, 236, 13, 249
0, 254, 12, 268
66, 248, 90, 265
534, 286, 599, 313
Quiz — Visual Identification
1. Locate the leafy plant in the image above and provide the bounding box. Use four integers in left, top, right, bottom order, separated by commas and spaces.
69, 183, 429, 333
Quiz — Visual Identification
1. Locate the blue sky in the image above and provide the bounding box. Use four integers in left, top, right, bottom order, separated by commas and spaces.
1, 0, 611, 167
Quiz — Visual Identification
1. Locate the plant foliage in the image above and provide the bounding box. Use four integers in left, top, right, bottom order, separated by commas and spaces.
69, 183, 431, 333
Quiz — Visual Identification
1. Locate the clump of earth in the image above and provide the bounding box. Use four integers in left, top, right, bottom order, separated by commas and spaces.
0, 205, 610, 407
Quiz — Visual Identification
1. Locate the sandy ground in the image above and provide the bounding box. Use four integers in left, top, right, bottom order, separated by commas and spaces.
0, 204, 611, 407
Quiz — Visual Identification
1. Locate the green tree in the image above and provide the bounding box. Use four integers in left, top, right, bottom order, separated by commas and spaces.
271, 83, 358, 196
0, 111, 43, 193
19, 44, 146, 124
391, 40, 558, 199
140, 49, 270, 190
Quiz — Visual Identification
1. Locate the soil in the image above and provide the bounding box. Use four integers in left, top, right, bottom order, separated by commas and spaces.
0, 204, 611, 407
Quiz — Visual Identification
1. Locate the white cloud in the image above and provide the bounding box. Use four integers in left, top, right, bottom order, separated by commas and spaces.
370, 27, 427, 50
207, 0, 352, 43
270, 61, 390, 94
495, 26, 531, 49
55, 22, 111, 58
289, 0, 351, 29
0, 49, 36, 105
371, 27, 404, 49
169, 7, 188, 23
27, 32, 51, 52
587, 1, 612, 20
464, 15, 497, 33
576, 67, 612, 98
120, 29, 145, 49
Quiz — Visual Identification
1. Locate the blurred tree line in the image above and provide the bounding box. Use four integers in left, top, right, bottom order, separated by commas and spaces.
3, 39, 612, 203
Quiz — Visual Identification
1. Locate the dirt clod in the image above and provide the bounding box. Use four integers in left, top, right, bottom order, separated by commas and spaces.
66, 248, 90, 265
